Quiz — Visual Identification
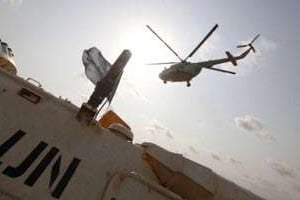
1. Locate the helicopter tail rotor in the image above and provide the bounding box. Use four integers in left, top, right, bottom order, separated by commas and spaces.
237, 34, 260, 53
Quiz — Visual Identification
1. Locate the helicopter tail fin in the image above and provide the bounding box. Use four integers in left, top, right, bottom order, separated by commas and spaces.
225, 51, 237, 66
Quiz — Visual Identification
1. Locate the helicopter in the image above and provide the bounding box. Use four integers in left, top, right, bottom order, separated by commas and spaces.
146, 24, 260, 87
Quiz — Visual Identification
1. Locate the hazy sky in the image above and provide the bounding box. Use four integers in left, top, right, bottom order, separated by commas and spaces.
1, 0, 300, 199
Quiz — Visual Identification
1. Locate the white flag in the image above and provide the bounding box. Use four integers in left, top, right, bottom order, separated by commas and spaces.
82, 47, 111, 85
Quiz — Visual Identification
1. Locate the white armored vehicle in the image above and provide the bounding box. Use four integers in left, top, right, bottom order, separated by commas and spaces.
0, 39, 264, 200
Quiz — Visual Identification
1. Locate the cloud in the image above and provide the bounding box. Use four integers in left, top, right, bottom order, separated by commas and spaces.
235, 115, 263, 131
146, 120, 174, 139
188, 146, 198, 154
165, 130, 173, 139
256, 177, 277, 189
259, 36, 277, 52
235, 115, 276, 142
197, 32, 222, 60
229, 157, 241, 165
267, 158, 298, 179
211, 152, 222, 161
121, 77, 149, 103
2, 0, 23, 6
255, 131, 276, 143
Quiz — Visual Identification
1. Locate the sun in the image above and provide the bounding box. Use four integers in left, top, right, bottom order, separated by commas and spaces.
113, 25, 174, 87
118, 25, 173, 67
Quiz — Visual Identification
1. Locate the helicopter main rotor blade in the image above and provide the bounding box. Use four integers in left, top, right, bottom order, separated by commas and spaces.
146, 25, 183, 62
184, 24, 218, 61
251, 34, 260, 43
237, 44, 248, 48
203, 66, 236, 74
146, 62, 177, 65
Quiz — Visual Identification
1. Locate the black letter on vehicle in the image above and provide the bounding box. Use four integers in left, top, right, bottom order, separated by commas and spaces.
0, 130, 26, 165
51, 157, 81, 199
24, 147, 59, 186
2, 141, 48, 177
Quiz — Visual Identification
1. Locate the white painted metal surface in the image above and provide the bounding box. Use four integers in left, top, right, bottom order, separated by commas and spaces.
0, 68, 264, 200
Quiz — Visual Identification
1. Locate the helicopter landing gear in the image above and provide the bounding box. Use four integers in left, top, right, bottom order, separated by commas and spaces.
187, 81, 191, 87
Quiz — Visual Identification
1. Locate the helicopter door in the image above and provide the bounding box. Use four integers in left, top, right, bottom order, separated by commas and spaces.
101, 172, 182, 200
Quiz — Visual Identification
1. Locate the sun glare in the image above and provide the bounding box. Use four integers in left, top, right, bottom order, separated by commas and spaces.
119, 26, 172, 66
115, 25, 174, 87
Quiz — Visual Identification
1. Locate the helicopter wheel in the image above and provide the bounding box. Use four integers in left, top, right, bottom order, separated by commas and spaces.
187, 81, 191, 87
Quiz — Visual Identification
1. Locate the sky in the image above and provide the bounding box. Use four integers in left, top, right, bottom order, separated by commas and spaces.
1, 0, 300, 199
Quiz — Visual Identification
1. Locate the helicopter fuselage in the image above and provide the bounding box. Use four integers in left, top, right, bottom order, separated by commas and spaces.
158, 62, 203, 83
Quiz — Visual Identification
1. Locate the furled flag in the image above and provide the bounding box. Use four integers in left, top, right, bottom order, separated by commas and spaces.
82, 47, 111, 85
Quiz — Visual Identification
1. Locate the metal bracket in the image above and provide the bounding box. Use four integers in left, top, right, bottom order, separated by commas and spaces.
26, 77, 42, 88
18, 88, 41, 104
76, 103, 97, 125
